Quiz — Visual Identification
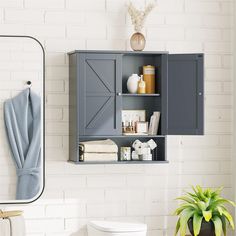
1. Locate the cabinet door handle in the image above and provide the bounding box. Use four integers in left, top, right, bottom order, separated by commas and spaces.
117, 92, 122, 96
198, 92, 202, 96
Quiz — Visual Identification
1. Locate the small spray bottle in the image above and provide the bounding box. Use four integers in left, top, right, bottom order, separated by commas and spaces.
138, 75, 146, 94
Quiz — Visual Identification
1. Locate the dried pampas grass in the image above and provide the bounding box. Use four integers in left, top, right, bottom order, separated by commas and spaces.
127, 1, 156, 32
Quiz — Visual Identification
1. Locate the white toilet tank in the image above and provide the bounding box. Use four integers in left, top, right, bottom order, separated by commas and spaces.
87, 220, 147, 236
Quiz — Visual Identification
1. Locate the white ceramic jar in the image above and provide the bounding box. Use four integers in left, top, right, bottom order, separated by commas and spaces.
127, 74, 140, 94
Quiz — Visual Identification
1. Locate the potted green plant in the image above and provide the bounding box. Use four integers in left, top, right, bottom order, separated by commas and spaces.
174, 185, 235, 236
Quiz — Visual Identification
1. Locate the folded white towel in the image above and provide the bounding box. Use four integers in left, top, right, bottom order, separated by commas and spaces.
79, 139, 118, 153
0, 218, 10, 236
80, 153, 118, 162
8, 216, 26, 236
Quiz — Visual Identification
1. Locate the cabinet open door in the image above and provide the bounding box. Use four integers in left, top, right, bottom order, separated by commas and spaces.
166, 54, 204, 135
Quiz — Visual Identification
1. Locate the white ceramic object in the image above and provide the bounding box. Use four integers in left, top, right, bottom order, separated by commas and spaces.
127, 74, 140, 94
87, 220, 147, 236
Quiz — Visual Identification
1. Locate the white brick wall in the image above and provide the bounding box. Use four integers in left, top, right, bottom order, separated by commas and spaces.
0, 0, 234, 236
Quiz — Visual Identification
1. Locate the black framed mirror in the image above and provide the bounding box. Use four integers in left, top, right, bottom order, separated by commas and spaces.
0, 35, 45, 203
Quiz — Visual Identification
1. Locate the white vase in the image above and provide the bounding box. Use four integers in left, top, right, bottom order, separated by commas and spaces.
127, 74, 140, 94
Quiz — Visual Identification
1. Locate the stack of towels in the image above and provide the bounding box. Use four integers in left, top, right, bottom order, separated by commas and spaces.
0, 215, 25, 236
79, 139, 118, 162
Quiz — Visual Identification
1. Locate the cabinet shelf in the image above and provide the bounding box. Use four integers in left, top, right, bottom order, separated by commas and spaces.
80, 135, 165, 138
69, 160, 169, 165
121, 93, 160, 97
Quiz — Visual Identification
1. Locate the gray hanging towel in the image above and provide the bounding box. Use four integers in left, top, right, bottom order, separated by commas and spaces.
4, 88, 41, 200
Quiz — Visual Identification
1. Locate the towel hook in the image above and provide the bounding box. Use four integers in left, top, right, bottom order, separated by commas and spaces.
26, 81, 32, 88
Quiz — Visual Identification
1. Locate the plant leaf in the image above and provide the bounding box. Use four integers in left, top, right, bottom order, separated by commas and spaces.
216, 206, 223, 215
176, 196, 195, 204
212, 215, 222, 236
210, 198, 236, 210
203, 210, 212, 222
220, 215, 227, 236
197, 201, 207, 211
180, 209, 194, 236
204, 188, 210, 198
175, 218, 180, 236
193, 213, 203, 236
192, 186, 200, 198
196, 185, 207, 201
186, 192, 198, 199
174, 204, 195, 215
180, 203, 199, 211
212, 186, 224, 196
222, 208, 235, 230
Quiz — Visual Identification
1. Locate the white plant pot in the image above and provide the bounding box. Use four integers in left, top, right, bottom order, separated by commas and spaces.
127, 74, 140, 94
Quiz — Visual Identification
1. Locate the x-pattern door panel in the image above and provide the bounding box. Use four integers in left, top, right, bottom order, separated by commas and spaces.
78, 53, 122, 136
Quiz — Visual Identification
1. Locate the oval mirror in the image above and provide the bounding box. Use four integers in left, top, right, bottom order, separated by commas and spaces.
0, 35, 45, 203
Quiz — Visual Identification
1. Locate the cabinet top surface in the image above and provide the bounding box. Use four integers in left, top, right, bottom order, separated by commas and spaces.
68, 50, 169, 55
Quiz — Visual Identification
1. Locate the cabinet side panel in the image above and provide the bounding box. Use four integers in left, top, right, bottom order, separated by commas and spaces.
69, 53, 79, 162
197, 55, 204, 135
160, 54, 168, 135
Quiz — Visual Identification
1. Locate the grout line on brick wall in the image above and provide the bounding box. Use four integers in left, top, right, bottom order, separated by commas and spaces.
105, 0, 107, 11
2, 8, 5, 22
183, 0, 186, 13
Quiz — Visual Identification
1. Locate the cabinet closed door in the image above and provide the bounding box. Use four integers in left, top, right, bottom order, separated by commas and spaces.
166, 54, 204, 135
78, 53, 122, 136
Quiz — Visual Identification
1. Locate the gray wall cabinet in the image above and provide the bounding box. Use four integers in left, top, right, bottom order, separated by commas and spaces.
68, 50, 204, 164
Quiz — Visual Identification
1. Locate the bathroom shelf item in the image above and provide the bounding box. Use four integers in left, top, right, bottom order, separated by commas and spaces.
121, 93, 160, 97
80, 135, 165, 138
70, 160, 169, 165
68, 50, 204, 164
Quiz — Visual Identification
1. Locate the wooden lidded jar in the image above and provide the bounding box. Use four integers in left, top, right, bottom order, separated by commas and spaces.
143, 65, 155, 94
